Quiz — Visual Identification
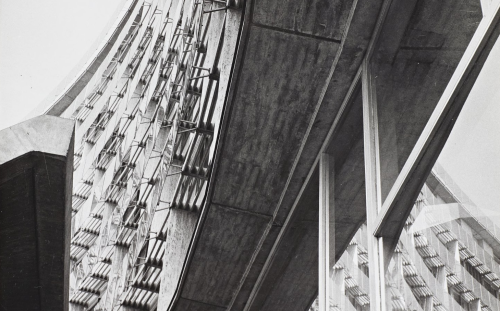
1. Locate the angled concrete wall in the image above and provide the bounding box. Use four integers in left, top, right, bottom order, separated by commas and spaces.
0, 115, 74, 311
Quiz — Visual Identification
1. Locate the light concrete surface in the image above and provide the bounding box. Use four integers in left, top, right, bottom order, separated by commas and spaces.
0, 115, 75, 164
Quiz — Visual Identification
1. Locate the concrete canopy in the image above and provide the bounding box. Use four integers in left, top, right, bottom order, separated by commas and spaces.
168, 0, 383, 310
165, 0, 491, 310
0, 115, 74, 311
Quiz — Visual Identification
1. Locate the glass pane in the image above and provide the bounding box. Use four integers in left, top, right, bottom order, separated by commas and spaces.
314, 36, 500, 310
408, 37, 500, 311
369, 0, 483, 203
312, 84, 367, 310
332, 226, 371, 311
382, 37, 500, 311
328, 87, 366, 310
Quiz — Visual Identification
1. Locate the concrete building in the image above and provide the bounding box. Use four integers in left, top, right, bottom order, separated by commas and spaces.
9, 0, 500, 310
309, 162, 500, 311
0, 116, 74, 310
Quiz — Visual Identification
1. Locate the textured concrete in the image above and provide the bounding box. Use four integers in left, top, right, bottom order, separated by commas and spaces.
158, 210, 198, 311
170, 0, 381, 310
374, 0, 482, 203
169, 0, 487, 309
0, 115, 74, 311
181, 204, 271, 307
21, 0, 488, 309
0, 115, 75, 164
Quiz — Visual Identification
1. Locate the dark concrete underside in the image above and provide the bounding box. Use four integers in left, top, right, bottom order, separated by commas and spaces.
0, 116, 74, 311
0, 153, 69, 310
169, 0, 484, 310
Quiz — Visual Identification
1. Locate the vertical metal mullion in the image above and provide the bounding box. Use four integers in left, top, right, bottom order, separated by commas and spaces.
362, 59, 386, 311
319, 153, 331, 311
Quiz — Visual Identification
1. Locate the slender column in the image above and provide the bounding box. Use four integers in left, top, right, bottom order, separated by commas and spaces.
470, 299, 481, 311
319, 153, 333, 311
423, 297, 433, 311
362, 59, 387, 311
436, 266, 449, 309
103, 245, 128, 310
332, 268, 345, 310
347, 243, 359, 283
448, 240, 461, 279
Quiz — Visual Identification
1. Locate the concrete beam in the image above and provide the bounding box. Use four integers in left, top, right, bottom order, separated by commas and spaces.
172, 0, 384, 310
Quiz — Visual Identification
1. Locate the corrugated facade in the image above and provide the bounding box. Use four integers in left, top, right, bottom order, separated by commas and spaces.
55, 1, 239, 309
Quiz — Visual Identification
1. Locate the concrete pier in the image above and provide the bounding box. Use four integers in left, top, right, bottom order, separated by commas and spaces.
0, 115, 74, 311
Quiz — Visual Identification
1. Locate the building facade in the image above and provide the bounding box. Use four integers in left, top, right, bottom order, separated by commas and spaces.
310, 163, 500, 311
43, 0, 241, 309
25, 0, 500, 310
0, 116, 74, 311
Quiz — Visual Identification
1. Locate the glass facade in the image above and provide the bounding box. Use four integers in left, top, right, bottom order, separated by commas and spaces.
314, 1, 500, 310
371, 0, 482, 204
312, 164, 500, 310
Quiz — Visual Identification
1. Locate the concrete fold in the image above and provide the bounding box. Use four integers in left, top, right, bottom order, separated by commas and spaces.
0, 115, 74, 311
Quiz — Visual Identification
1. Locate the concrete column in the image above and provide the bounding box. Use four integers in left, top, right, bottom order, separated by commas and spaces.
103, 245, 128, 310
423, 296, 433, 311
319, 153, 334, 311
436, 266, 449, 309
0, 116, 74, 311
332, 268, 345, 310
447, 240, 461, 279
347, 244, 359, 283
362, 60, 387, 311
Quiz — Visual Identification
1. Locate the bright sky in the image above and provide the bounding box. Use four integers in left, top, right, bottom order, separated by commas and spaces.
0, 0, 124, 130
0, 1, 498, 225
439, 38, 500, 220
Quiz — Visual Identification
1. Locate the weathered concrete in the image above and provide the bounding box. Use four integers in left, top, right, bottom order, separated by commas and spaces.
374, 0, 482, 203
158, 210, 198, 311
0, 115, 75, 164
181, 204, 271, 306
169, 0, 381, 310
166, 0, 491, 309
21, 0, 493, 309
0, 115, 74, 311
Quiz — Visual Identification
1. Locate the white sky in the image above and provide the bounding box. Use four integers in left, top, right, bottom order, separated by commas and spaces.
0, 0, 124, 130
0, 1, 498, 224
439, 38, 500, 219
